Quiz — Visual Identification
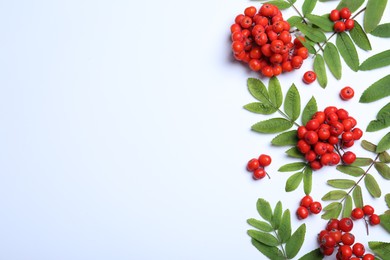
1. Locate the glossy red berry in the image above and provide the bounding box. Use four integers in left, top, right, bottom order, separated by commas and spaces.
362, 205, 375, 216
326, 219, 339, 231
362, 253, 375, 260
341, 232, 355, 245
351, 207, 364, 219
338, 217, 354, 232
320, 245, 334, 256
297, 206, 309, 219
352, 243, 365, 257
244, 6, 257, 17
303, 71, 317, 84
300, 195, 313, 208
258, 154, 272, 167
259, 4, 275, 17
320, 234, 336, 248
338, 245, 353, 259
342, 151, 356, 165
369, 214, 381, 225
340, 86, 354, 100
340, 7, 351, 19
247, 158, 260, 171
309, 201, 322, 214
334, 21, 346, 33
329, 9, 341, 21
352, 128, 363, 140
253, 168, 267, 179
345, 19, 355, 30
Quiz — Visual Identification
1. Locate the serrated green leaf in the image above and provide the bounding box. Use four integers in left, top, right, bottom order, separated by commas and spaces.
303, 167, 312, 195
302, 97, 318, 125
248, 78, 270, 104
284, 84, 301, 122
279, 162, 306, 172
285, 147, 305, 159
364, 0, 388, 33
286, 224, 306, 259
360, 75, 390, 103
374, 162, 390, 180
368, 241, 390, 259
252, 118, 294, 134
360, 50, 390, 71
324, 42, 342, 79
351, 157, 374, 167
337, 165, 365, 177
367, 102, 390, 132
365, 174, 382, 198
285, 172, 303, 192
257, 198, 273, 222
350, 21, 372, 51
295, 23, 326, 42
322, 190, 348, 201
251, 239, 285, 260
336, 32, 359, 72
380, 214, 390, 233
371, 23, 390, 38
268, 77, 283, 108
361, 140, 377, 152
247, 218, 274, 232
313, 54, 327, 88
379, 151, 390, 163
244, 102, 278, 115
265, 0, 292, 9
327, 179, 356, 189
352, 185, 364, 208
342, 195, 353, 218
302, 0, 317, 15
288, 16, 302, 27
271, 201, 283, 230
377, 132, 390, 153
278, 210, 291, 243
337, 0, 365, 13
305, 13, 334, 32
298, 248, 323, 260
272, 130, 298, 146
322, 202, 342, 220
248, 230, 279, 246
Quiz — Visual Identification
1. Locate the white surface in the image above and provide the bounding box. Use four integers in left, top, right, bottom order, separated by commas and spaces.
0, 0, 389, 259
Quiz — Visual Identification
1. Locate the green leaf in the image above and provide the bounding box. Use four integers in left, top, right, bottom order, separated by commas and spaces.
252, 118, 294, 134
313, 54, 327, 88
298, 248, 323, 260
324, 42, 342, 79
342, 195, 353, 218
295, 23, 327, 42
300, 37, 317, 54
379, 151, 390, 163
327, 179, 356, 189
247, 218, 274, 232
351, 157, 374, 167
303, 167, 312, 195
336, 32, 359, 72
352, 185, 364, 208
364, 0, 388, 33
265, 0, 292, 9
322, 202, 342, 220
371, 23, 390, 38
336, 165, 365, 177
360, 75, 390, 103
380, 214, 390, 233
302, 0, 317, 15
257, 198, 273, 222
386, 193, 390, 208
361, 140, 377, 152
322, 190, 348, 201
302, 97, 318, 125
288, 16, 302, 27
323, 201, 341, 211
268, 77, 283, 109
244, 102, 278, 115
305, 13, 334, 32
349, 21, 372, 51
368, 241, 390, 259
248, 230, 279, 246
285, 147, 305, 159
364, 173, 382, 198
248, 78, 270, 104
286, 224, 306, 259
251, 239, 285, 260
360, 50, 390, 71
377, 132, 390, 153
279, 162, 306, 172
285, 172, 303, 192
278, 210, 291, 243
272, 130, 298, 146
284, 84, 301, 122
271, 201, 283, 230
337, 0, 365, 13
367, 102, 390, 132
374, 162, 390, 180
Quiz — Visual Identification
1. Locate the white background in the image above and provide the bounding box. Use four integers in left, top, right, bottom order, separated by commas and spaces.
0, 0, 389, 259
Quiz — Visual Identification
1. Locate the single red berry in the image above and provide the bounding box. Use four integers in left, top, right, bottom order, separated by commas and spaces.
282, 61, 293, 72
314, 142, 328, 156
249, 59, 262, 71
272, 65, 282, 76
345, 19, 355, 30
320, 234, 336, 248
297, 47, 309, 59
291, 55, 303, 69
334, 21, 346, 33
305, 150, 317, 162
232, 41, 245, 53
303, 71, 317, 84
326, 112, 339, 123
297, 126, 308, 139
362, 205, 375, 216
312, 111, 326, 124
240, 16, 253, 29
244, 6, 257, 17
258, 154, 272, 167
300, 195, 313, 208
329, 9, 341, 21
369, 214, 381, 225
336, 108, 349, 120
261, 65, 274, 77
297, 206, 309, 219
320, 153, 333, 166
352, 243, 365, 257
340, 7, 352, 19
306, 119, 320, 131
341, 232, 355, 245
318, 128, 330, 141
362, 253, 375, 260
309, 201, 322, 214
310, 160, 323, 170
340, 86, 354, 100
330, 121, 345, 136
352, 128, 363, 140
326, 219, 339, 231
318, 230, 329, 242
247, 158, 260, 171
339, 217, 354, 232
253, 168, 267, 179
259, 4, 275, 17
342, 131, 354, 142
324, 106, 338, 115
297, 139, 311, 154
342, 151, 356, 165
338, 245, 353, 259
351, 207, 364, 219
329, 229, 342, 243
305, 131, 319, 145
320, 245, 334, 256
331, 153, 341, 165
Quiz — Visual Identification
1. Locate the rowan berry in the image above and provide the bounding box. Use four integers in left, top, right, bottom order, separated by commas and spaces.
352, 243, 365, 257
306, 119, 320, 131
291, 55, 303, 69
320, 153, 333, 166
297, 206, 309, 219
241, 29, 251, 37
254, 32, 268, 46
270, 40, 284, 53
318, 128, 331, 140
339, 217, 353, 232
340, 7, 351, 19
369, 214, 381, 225
329, 229, 342, 243
342, 131, 354, 142
362, 205, 374, 216
259, 4, 274, 17
272, 15, 283, 24
278, 30, 292, 44
253, 168, 266, 179
345, 19, 355, 30
258, 154, 272, 167
342, 118, 354, 132
230, 23, 241, 33
310, 160, 323, 170
336, 108, 349, 120
320, 245, 334, 256
324, 106, 338, 115
309, 201, 322, 214
261, 44, 272, 57
244, 6, 257, 17
305, 131, 319, 145
272, 21, 284, 33
330, 121, 344, 136
247, 158, 260, 171
314, 142, 328, 156
297, 126, 308, 139
272, 65, 282, 76
232, 41, 245, 53
249, 46, 262, 59
261, 65, 274, 77
362, 253, 375, 260
326, 112, 339, 123
303, 71, 317, 84
252, 24, 265, 35
282, 61, 293, 72
300, 195, 313, 208
352, 128, 363, 140
340, 86, 354, 100
240, 16, 253, 29
341, 232, 355, 245
297, 139, 311, 154
342, 151, 356, 165
351, 207, 364, 219
326, 219, 339, 231
320, 234, 336, 248
270, 53, 283, 64
329, 9, 341, 21
267, 30, 278, 41
331, 153, 341, 165
338, 245, 353, 259
334, 21, 346, 33
305, 150, 317, 162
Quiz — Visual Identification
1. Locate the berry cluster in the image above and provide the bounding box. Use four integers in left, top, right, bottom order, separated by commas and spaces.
351, 205, 381, 226
318, 218, 375, 259
296, 195, 322, 219
246, 154, 272, 180
296, 106, 362, 170
329, 7, 355, 33
230, 4, 309, 77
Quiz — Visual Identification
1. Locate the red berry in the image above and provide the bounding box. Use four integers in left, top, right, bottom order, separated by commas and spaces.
303, 71, 317, 84
340, 86, 354, 100
306, 119, 320, 131
240, 16, 253, 29
244, 6, 257, 17
300, 195, 313, 208
305, 131, 319, 145
253, 168, 267, 179
247, 158, 259, 171
362, 205, 375, 216
258, 154, 272, 167
297, 47, 309, 59
320, 234, 336, 248
342, 151, 356, 165
309, 201, 322, 214
341, 232, 355, 245
329, 229, 342, 243
352, 243, 365, 257
261, 65, 274, 77
329, 9, 341, 21
259, 4, 275, 17
291, 55, 303, 69
362, 253, 375, 260
305, 150, 317, 162
334, 21, 346, 33
339, 217, 354, 232
369, 214, 381, 225
352, 128, 363, 140
232, 41, 245, 53
326, 219, 339, 231
338, 245, 353, 259
297, 206, 309, 219
345, 19, 355, 30
340, 7, 351, 19
297, 139, 311, 154
351, 207, 364, 219
320, 245, 334, 256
